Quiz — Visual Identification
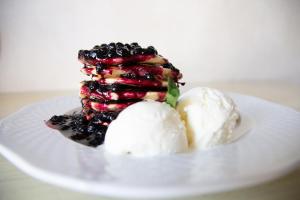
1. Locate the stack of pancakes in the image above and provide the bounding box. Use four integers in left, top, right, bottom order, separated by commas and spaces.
78, 42, 182, 135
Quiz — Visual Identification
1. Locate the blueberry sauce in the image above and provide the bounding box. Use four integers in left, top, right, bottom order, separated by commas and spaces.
46, 110, 119, 147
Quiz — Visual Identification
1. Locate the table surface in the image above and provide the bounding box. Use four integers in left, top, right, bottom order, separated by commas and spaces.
0, 81, 300, 200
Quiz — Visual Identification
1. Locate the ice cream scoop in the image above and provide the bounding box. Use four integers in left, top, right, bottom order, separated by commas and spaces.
104, 101, 188, 157
176, 87, 240, 150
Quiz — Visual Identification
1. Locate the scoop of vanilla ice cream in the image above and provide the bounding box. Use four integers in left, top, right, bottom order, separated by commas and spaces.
104, 101, 188, 157
176, 87, 240, 150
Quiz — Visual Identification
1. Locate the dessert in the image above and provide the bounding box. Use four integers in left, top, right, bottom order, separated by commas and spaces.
176, 87, 240, 149
104, 101, 188, 156
47, 42, 242, 156
47, 42, 182, 147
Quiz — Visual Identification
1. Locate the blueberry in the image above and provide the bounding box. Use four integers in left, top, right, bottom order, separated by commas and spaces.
89, 50, 97, 59
96, 48, 108, 58
108, 49, 118, 58
141, 48, 147, 55
96, 124, 108, 133
134, 47, 143, 55
130, 42, 139, 47
130, 49, 136, 55
93, 45, 100, 49
108, 42, 116, 49
87, 123, 99, 134
107, 52, 114, 58
77, 125, 87, 133
162, 63, 171, 68
122, 48, 130, 57
96, 51, 103, 58
162, 63, 179, 72
50, 115, 65, 123
89, 81, 99, 90
124, 43, 131, 50
101, 45, 108, 50
145, 73, 155, 80
96, 64, 105, 73
116, 42, 124, 48
144, 46, 157, 55
50, 115, 59, 122
74, 115, 88, 126
149, 46, 157, 54
78, 50, 84, 58
101, 43, 108, 48
109, 112, 119, 120
93, 112, 119, 123
116, 48, 123, 56
83, 50, 90, 57
92, 115, 102, 123
110, 87, 117, 92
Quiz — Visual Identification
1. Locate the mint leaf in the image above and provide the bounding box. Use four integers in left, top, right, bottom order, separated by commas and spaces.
166, 78, 180, 108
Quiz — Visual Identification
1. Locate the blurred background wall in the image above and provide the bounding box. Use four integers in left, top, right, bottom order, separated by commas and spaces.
0, 0, 299, 92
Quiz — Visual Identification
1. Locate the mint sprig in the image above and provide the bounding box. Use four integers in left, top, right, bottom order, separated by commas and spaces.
166, 78, 180, 108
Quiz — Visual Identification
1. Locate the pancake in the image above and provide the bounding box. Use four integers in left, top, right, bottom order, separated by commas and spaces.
82, 98, 138, 112
92, 77, 168, 87
80, 81, 167, 92
80, 64, 181, 81
80, 84, 166, 101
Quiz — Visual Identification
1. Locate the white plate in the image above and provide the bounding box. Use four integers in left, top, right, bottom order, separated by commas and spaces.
0, 94, 300, 198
